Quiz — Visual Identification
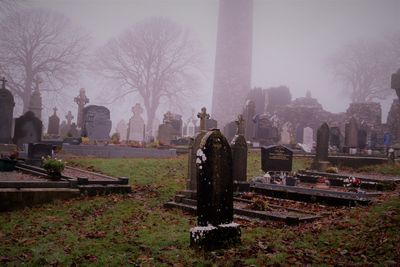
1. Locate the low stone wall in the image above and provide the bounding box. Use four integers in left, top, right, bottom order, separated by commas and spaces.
62, 145, 176, 158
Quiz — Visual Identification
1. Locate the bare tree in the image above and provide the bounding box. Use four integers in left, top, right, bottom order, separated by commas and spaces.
92, 17, 203, 134
0, 8, 89, 113
0, 0, 24, 16
328, 37, 399, 103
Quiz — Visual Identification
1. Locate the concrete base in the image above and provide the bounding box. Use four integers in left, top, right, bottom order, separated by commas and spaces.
190, 223, 241, 250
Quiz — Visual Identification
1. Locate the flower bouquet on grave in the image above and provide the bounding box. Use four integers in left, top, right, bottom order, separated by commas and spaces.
42, 156, 65, 179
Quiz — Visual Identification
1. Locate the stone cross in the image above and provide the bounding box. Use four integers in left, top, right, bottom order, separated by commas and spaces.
391, 68, 400, 100
1, 77, 7, 89
197, 107, 210, 132
235, 114, 245, 135
66, 111, 74, 126
74, 88, 89, 128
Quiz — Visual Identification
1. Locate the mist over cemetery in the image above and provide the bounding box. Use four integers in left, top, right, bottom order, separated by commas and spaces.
1, 0, 400, 265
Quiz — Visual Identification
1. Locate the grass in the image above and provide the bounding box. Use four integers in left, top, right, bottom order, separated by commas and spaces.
0, 150, 399, 266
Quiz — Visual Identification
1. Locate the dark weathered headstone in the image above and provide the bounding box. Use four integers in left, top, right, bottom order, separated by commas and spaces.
13, 111, 42, 148
47, 107, 60, 136
261, 145, 293, 172
231, 115, 248, 182
27, 143, 53, 167
190, 129, 240, 250
315, 123, 329, 162
0, 77, 15, 144
81, 105, 111, 144
68, 123, 79, 138
158, 123, 174, 145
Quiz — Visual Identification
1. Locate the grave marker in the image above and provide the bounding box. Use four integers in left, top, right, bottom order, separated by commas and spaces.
261, 145, 293, 172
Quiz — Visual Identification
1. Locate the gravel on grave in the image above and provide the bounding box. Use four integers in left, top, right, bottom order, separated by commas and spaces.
0, 171, 47, 181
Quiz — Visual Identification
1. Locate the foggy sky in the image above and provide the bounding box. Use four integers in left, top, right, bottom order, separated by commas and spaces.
30, 0, 400, 128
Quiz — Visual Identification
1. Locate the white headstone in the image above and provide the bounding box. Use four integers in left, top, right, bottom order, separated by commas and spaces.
116, 120, 128, 141
280, 123, 291, 144
127, 103, 145, 142
303, 127, 314, 147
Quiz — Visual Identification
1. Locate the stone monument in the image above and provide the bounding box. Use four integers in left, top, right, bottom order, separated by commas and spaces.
74, 88, 89, 129
81, 105, 111, 144
28, 78, 42, 120
47, 107, 60, 136
127, 103, 145, 142
13, 111, 42, 148
190, 129, 241, 250
231, 115, 248, 182
0, 77, 15, 143
314, 123, 330, 171
116, 120, 128, 141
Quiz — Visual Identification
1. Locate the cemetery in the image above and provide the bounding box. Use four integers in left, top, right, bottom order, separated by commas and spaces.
0, 0, 400, 265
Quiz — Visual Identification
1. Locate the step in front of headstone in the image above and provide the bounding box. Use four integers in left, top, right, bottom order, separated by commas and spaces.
164, 201, 197, 214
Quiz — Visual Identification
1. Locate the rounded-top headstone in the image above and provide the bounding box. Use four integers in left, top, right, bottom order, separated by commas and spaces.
196, 129, 233, 226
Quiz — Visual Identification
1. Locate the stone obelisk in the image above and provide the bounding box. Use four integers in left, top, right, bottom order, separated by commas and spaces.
211, 0, 253, 128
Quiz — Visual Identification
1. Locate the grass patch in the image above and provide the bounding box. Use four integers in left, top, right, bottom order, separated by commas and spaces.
0, 152, 398, 265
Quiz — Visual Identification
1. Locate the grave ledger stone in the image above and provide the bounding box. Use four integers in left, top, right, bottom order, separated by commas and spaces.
261, 145, 293, 172
190, 129, 241, 250
0, 77, 15, 144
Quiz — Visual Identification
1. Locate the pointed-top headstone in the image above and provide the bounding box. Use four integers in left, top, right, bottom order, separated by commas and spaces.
231, 114, 248, 182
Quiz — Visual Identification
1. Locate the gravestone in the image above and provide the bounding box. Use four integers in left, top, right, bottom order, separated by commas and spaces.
47, 107, 60, 136
295, 123, 305, 143
206, 118, 218, 130
59, 121, 68, 137
186, 107, 209, 191
116, 120, 128, 141
68, 123, 79, 138
13, 111, 42, 148
81, 105, 112, 144
27, 143, 53, 167
74, 88, 89, 128
253, 114, 273, 145
127, 103, 145, 142
0, 77, 15, 143
391, 68, 400, 100
242, 100, 255, 141
223, 121, 237, 143
231, 115, 248, 182
314, 123, 330, 171
330, 127, 341, 148
158, 124, 174, 145
190, 129, 240, 250
158, 111, 183, 144
303, 127, 313, 146
280, 123, 291, 145
28, 78, 42, 120
345, 117, 358, 148
261, 145, 293, 172
186, 120, 196, 137
358, 128, 367, 149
